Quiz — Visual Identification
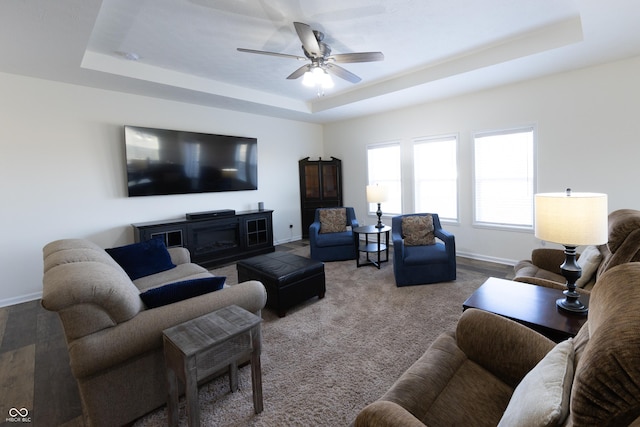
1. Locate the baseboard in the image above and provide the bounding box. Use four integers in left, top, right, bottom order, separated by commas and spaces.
0, 291, 42, 308
274, 235, 303, 245
353, 234, 517, 267
456, 251, 517, 266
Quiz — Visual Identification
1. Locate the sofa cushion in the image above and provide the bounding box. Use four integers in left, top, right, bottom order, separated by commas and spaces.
498, 339, 574, 427
569, 263, 640, 425
106, 238, 176, 280
382, 331, 513, 426
319, 208, 347, 233
403, 243, 448, 265
133, 263, 211, 292
314, 230, 354, 247
402, 215, 435, 246
606, 209, 640, 254
576, 245, 603, 287
139, 276, 226, 308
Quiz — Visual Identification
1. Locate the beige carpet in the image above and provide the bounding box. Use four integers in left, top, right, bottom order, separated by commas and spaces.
135, 245, 512, 427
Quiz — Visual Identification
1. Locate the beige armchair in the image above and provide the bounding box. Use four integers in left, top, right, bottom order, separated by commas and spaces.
514, 208, 640, 294
355, 262, 640, 426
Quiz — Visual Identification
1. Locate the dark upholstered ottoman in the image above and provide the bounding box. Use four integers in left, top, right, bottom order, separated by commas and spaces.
237, 252, 325, 317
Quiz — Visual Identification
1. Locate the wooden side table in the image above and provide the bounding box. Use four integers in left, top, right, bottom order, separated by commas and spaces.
162, 305, 263, 427
463, 277, 588, 342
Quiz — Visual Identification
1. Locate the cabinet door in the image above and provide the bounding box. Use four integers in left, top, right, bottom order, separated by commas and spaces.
135, 224, 186, 248
322, 164, 340, 199
299, 157, 343, 238
303, 163, 321, 200
246, 217, 268, 247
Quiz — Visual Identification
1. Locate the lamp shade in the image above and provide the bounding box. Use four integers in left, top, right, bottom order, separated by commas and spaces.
366, 184, 388, 204
534, 191, 608, 246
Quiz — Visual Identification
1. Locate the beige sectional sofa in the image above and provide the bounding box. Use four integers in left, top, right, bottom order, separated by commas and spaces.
41, 238, 267, 427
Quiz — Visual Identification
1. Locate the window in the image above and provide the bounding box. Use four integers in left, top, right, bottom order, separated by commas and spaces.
413, 135, 458, 221
367, 143, 401, 215
473, 127, 535, 228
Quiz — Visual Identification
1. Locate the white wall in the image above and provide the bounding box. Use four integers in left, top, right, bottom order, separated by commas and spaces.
324, 55, 640, 265
3, 55, 640, 305
0, 73, 323, 306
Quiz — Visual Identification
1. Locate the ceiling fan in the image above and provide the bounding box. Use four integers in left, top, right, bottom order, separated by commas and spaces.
237, 22, 384, 86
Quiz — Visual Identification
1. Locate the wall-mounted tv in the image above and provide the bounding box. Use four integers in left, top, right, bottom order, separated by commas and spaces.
124, 125, 258, 197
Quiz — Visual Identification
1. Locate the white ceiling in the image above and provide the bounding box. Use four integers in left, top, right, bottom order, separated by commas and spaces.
2, 0, 640, 123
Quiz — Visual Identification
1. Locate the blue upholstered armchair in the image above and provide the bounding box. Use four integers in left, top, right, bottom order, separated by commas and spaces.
392, 213, 456, 286
309, 207, 359, 261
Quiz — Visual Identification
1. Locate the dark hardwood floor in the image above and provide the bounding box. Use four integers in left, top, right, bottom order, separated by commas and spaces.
0, 243, 513, 427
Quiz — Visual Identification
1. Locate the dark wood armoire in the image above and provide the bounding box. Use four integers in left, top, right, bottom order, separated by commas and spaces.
299, 157, 343, 238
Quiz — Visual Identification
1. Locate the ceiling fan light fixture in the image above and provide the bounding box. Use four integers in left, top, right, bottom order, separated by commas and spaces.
302, 69, 316, 87
302, 66, 334, 89
238, 21, 383, 94
320, 70, 334, 89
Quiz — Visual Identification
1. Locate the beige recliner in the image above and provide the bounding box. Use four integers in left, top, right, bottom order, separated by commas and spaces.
355, 262, 640, 426
514, 208, 640, 294
41, 238, 267, 427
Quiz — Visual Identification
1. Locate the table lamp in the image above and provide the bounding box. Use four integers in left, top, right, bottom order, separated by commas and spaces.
366, 184, 388, 228
534, 189, 608, 314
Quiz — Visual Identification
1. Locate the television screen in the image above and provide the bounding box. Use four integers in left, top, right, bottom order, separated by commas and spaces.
124, 125, 258, 197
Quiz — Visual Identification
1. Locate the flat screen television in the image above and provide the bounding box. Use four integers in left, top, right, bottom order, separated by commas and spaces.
124, 125, 258, 197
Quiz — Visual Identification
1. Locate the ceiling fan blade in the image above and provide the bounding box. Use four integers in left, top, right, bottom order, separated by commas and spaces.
325, 63, 361, 83
294, 22, 321, 57
287, 65, 310, 80
237, 48, 306, 61
330, 52, 384, 63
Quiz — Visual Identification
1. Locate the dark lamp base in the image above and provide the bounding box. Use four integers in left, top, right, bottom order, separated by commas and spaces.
557, 245, 588, 315
556, 296, 588, 314
375, 202, 384, 229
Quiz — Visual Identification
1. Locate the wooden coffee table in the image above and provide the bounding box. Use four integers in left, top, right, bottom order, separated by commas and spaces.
462, 277, 588, 342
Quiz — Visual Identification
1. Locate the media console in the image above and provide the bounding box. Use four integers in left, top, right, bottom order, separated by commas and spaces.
132, 210, 274, 268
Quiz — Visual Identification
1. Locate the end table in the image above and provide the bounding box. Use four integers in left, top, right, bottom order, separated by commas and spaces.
163, 305, 263, 427
463, 277, 588, 342
353, 225, 391, 269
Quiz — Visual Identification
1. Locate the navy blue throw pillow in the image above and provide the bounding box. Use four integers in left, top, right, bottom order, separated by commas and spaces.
139, 277, 226, 308
106, 238, 176, 280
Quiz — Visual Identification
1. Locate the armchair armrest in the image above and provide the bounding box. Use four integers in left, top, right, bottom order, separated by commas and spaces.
392, 228, 405, 259
435, 228, 453, 242
355, 400, 426, 427
530, 248, 566, 274
435, 228, 455, 257
309, 221, 321, 243
456, 308, 555, 388
513, 276, 572, 292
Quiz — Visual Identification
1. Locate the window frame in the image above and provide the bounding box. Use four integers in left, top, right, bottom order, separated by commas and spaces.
366, 141, 402, 217
472, 125, 537, 231
412, 134, 459, 223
